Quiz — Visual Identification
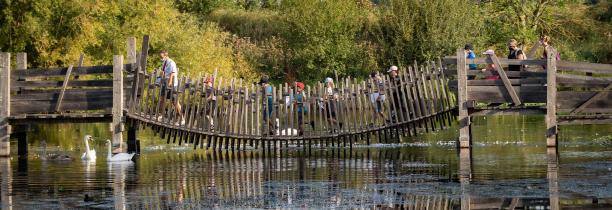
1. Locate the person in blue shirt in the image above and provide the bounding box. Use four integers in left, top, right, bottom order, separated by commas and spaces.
260, 75, 275, 135
465, 44, 477, 80
294, 82, 307, 136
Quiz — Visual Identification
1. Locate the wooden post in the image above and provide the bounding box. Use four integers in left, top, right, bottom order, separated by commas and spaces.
15, 53, 26, 70
127, 122, 138, 153
457, 48, 470, 148
546, 47, 557, 147
75, 53, 84, 79
0, 53, 10, 157
15, 126, 28, 158
127, 37, 137, 110
112, 55, 125, 152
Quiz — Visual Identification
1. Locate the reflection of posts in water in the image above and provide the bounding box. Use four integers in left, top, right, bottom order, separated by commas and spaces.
547, 147, 560, 210
0, 158, 12, 210
108, 162, 134, 209
109, 162, 132, 210
459, 148, 472, 210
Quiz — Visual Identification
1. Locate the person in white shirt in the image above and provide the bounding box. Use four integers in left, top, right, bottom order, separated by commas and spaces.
158, 50, 185, 125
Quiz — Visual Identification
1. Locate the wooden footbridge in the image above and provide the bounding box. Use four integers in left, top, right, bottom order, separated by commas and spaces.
0, 36, 610, 156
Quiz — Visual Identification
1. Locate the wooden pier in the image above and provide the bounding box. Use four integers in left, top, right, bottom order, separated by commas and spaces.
445, 47, 612, 148
0, 36, 611, 156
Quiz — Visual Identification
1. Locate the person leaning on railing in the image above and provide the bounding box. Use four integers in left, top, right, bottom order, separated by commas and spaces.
465, 44, 478, 80
482, 49, 500, 81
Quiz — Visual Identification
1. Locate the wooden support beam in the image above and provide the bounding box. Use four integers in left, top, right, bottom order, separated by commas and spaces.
75, 53, 84, 79
55, 65, 74, 112
16, 53, 27, 70
489, 54, 522, 106
570, 83, 612, 114
112, 55, 125, 152
526, 39, 541, 59
456, 49, 470, 148
545, 47, 558, 147
0, 52, 10, 157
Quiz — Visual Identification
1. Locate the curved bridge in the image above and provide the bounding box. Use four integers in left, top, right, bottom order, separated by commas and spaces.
125, 56, 455, 150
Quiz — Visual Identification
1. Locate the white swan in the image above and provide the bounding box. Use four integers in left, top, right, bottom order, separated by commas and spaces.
81, 135, 96, 161
106, 140, 136, 162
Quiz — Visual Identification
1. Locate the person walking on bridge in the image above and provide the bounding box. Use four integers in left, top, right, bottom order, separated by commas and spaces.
294, 82, 307, 136
204, 76, 216, 130
260, 75, 275, 135
369, 72, 386, 125
324, 77, 341, 132
388, 65, 406, 123
157, 50, 185, 125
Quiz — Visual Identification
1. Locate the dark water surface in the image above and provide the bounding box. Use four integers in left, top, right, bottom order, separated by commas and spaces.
1, 115, 611, 209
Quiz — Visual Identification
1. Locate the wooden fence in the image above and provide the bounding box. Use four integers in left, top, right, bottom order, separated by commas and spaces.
127, 57, 456, 150
444, 47, 612, 147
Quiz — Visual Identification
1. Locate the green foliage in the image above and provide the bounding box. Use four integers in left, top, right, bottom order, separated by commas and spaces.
0, 0, 257, 81
281, 0, 371, 82
1, 0, 610, 84
367, 0, 482, 65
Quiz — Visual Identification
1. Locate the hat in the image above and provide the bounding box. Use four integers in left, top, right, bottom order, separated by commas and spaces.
482, 49, 495, 55
387, 65, 398, 72
325, 77, 333, 83
295, 82, 305, 90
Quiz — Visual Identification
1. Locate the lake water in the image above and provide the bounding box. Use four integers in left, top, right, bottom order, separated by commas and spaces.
1, 115, 611, 209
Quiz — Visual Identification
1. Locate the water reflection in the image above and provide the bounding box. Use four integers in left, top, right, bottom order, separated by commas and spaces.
121, 149, 456, 209
547, 147, 560, 210
108, 162, 132, 210
2, 116, 612, 209
459, 148, 472, 210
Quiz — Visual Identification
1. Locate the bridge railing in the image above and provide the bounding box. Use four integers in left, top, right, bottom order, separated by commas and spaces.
127, 57, 457, 148
444, 47, 612, 148
442, 50, 612, 115
0, 52, 134, 118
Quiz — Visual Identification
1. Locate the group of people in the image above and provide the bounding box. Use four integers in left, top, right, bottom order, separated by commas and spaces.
464, 35, 556, 80
160, 37, 553, 135
257, 65, 408, 136
155, 50, 410, 136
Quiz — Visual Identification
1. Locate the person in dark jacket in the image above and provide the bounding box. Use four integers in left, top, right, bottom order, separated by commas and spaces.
507, 39, 526, 72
